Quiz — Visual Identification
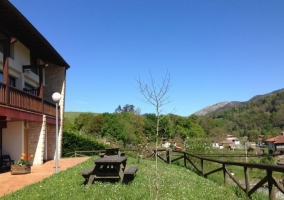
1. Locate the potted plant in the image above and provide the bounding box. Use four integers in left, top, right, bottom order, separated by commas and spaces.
11, 153, 33, 175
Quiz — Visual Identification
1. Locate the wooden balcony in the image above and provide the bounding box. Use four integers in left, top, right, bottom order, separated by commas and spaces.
0, 82, 59, 117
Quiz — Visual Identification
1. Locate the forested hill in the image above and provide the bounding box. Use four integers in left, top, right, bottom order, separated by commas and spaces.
194, 88, 284, 116
197, 89, 284, 142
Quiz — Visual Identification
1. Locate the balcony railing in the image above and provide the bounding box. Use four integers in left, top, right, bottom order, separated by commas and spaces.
23, 88, 39, 96
0, 82, 59, 117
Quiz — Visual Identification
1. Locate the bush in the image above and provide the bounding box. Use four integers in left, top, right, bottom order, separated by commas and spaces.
62, 131, 106, 157
260, 155, 275, 164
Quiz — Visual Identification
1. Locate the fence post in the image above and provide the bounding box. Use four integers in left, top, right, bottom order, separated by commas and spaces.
244, 166, 250, 194
267, 169, 275, 200
223, 164, 227, 185
167, 149, 172, 164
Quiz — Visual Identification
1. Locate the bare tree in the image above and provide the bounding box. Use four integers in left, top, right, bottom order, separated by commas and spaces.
136, 71, 171, 200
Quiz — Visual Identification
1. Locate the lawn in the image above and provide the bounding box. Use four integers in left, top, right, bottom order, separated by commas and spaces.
0, 156, 267, 200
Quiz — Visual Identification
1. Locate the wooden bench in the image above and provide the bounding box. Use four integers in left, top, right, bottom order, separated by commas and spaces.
123, 166, 138, 184
81, 167, 95, 180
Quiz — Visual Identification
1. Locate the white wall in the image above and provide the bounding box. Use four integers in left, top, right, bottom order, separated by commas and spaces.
14, 41, 30, 66
234, 141, 240, 145
2, 121, 23, 162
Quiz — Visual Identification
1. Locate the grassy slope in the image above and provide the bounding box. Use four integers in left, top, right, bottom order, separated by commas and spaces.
64, 112, 99, 123
0, 157, 267, 200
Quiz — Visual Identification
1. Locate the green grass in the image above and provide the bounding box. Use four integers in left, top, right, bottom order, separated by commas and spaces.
0, 156, 267, 200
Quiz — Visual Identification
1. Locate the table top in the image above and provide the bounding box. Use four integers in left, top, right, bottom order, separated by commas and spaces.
94, 156, 128, 164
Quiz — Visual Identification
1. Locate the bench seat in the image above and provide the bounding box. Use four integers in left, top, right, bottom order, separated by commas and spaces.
124, 166, 138, 175
123, 166, 138, 184
81, 167, 94, 179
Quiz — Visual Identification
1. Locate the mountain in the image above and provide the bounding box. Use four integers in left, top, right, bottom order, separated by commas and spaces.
194, 88, 284, 116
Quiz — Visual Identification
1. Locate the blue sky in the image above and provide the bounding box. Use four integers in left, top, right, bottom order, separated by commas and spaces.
10, 0, 284, 116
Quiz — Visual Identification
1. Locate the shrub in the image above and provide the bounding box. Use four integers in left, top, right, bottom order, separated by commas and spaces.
62, 131, 106, 157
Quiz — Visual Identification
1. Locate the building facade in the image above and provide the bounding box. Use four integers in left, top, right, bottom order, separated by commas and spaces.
265, 132, 284, 154
0, 1, 69, 166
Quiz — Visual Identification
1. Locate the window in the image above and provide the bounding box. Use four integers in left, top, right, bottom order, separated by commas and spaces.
0, 72, 16, 87
9, 76, 16, 87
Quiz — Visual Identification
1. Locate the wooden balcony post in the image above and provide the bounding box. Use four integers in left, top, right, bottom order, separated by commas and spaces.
38, 68, 44, 98
1, 38, 16, 106
3, 41, 9, 106
38, 67, 44, 113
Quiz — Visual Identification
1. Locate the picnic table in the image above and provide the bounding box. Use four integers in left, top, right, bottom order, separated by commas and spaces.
86, 156, 128, 185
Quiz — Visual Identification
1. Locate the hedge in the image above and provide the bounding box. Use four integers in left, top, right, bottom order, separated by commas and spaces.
62, 131, 106, 157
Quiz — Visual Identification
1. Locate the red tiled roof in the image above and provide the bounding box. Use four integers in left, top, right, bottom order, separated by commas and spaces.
265, 135, 284, 144
274, 136, 284, 144
265, 137, 276, 142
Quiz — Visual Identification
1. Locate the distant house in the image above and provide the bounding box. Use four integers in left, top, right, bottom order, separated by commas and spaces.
257, 135, 265, 147
226, 135, 240, 145
161, 140, 171, 148
161, 139, 177, 148
220, 134, 240, 149
221, 140, 233, 148
265, 132, 284, 154
212, 143, 220, 148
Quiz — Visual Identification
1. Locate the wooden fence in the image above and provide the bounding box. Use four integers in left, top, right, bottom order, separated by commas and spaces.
152, 149, 284, 200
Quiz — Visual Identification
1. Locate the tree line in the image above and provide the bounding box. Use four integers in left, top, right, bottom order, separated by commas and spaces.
64, 105, 205, 148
